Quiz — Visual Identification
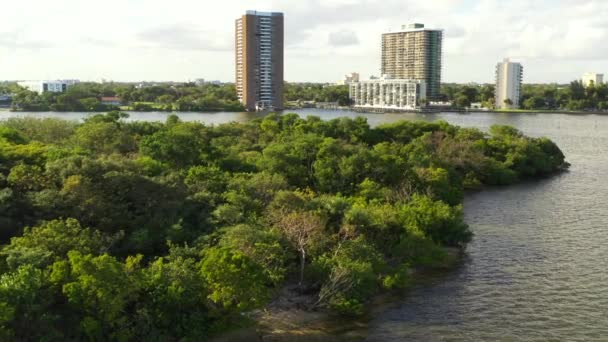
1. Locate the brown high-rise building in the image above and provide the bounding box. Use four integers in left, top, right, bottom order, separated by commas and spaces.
381, 23, 443, 100
235, 11, 284, 111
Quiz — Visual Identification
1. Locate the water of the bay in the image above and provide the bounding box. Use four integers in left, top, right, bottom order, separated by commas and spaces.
3, 109, 607, 341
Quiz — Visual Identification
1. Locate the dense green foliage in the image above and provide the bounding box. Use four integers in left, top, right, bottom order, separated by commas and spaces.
441, 83, 496, 108
9, 82, 244, 112
285, 83, 351, 106
441, 81, 608, 110
518, 81, 608, 110
0, 113, 567, 338
7, 81, 352, 112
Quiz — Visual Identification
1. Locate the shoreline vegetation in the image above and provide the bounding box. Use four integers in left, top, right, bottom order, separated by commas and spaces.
441, 81, 608, 111
329, 106, 608, 115
3, 78, 608, 114
8, 83, 245, 113
1, 82, 350, 113
5, 105, 608, 117
214, 246, 465, 341
0, 112, 567, 340
426, 108, 608, 115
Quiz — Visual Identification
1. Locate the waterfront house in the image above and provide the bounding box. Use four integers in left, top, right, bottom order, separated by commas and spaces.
101, 96, 121, 106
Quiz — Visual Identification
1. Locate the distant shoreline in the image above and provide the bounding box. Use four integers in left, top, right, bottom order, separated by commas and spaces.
461, 109, 608, 115
3, 107, 608, 116
2, 108, 243, 114
338, 107, 608, 116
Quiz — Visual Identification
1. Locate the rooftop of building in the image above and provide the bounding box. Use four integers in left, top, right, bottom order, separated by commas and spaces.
384, 23, 443, 34
246, 10, 283, 17
352, 76, 426, 84
498, 58, 523, 65
18, 79, 80, 84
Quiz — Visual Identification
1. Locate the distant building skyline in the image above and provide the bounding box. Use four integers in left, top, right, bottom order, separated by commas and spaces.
17, 80, 80, 94
495, 58, 523, 109
336, 72, 360, 86
235, 10, 284, 111
381, 24, 443, 99
582, 73, 604, 88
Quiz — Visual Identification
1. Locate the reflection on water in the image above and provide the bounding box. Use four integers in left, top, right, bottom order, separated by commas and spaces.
4, 109, 608, 341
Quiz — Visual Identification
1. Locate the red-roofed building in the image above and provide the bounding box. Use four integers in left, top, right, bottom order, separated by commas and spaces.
101, 96, 121, 106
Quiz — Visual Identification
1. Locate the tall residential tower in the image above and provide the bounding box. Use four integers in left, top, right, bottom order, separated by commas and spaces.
495, 58, 523, 109
381, 23, 443, 100
235, 10, 284, 111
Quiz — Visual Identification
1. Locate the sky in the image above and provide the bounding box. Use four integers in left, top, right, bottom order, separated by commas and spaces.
1, 0, 607, 84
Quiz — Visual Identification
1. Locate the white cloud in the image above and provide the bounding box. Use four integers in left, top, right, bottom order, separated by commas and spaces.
136, 25, 231, 51
0, 0, 607, 83
329, 30, 360, 46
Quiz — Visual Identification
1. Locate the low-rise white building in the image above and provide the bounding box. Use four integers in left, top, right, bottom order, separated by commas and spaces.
582, 73, 604, 87
349, 77, 426, 110
18, 80, 79, 94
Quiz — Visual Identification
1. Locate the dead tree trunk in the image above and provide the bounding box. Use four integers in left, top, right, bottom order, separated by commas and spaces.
299, 248, 306, 286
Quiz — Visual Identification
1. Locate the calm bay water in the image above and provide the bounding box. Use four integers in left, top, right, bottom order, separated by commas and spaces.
3, 109, 608, 341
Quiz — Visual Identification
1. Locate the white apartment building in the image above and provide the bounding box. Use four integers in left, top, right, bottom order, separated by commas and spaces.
18, 80, 79, 94
495, 59, 523, 109
349, 77, 426, 110
582, 73, 604, 87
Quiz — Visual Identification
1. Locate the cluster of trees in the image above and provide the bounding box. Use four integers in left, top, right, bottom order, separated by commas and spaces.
441, 84, 496, 109
519, 81, 608, 111
0, 83, 20, 96
285, 83, 351, 106
8, 81, 353, 112
123, 83, 243, 112
9, 83, 244, 112
441, 81, 608, 111
11, 83, 121, 112
9, 79, 608, 113
0, 112, 567, 339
